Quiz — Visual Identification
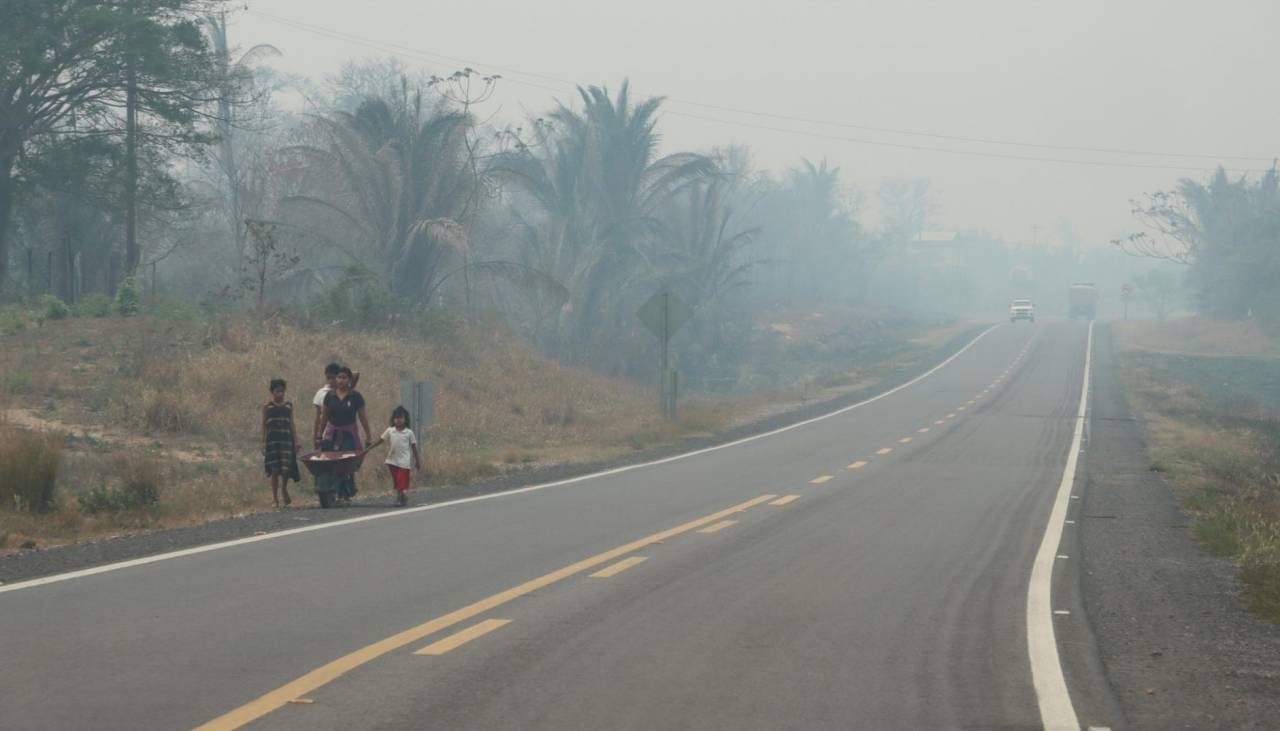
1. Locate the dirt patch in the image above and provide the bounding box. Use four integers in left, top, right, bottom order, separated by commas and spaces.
4, 409, 217, 463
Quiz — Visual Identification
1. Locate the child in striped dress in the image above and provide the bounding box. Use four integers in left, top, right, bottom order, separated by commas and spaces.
262, 378, 301, 507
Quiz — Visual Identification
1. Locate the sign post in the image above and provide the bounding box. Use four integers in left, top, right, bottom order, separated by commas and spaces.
399, 379, 436, 445
1120, 282, 1135, 320
637, 290, 692, 419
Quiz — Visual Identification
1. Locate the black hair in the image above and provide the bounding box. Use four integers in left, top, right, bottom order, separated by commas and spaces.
390, 405, 411, 428
337, 366, 354, 379
269, 378, 287, 391
324, 362, 342, 376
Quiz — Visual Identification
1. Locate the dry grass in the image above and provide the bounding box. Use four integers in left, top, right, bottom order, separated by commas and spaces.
1114, 316, 1280, 358
0, 416, 64, 513
0, 308, 948, 553
1118, 321, 1280, 622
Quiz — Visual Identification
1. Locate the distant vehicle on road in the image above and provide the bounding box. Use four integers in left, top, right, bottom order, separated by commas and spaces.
1009, 299, 1035, 323
1069, 283, 1099, 320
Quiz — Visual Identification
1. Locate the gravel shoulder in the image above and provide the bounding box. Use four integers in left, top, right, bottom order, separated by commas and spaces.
0, 325, 989, 585
1079, 323, 1280, 728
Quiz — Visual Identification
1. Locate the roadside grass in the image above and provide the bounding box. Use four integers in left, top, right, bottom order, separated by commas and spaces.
1117, 329, 1280, 623
0, 307, 953, 554
1113, 317, 1280, 359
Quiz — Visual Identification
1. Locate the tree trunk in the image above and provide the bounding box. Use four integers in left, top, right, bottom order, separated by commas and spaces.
124, 66, 140, 278
0, 152, 17, 290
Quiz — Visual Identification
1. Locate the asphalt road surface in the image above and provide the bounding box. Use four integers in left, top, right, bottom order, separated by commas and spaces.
1, 322, 1113, 730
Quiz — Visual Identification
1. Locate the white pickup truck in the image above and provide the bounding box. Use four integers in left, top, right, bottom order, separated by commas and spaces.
1009, 299, 1035, 323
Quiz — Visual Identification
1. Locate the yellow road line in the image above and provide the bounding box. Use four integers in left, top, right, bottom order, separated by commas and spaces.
590, 556, 648, 578
918, 427, 930, 433
809, 475, 834, 484
194, 493, 778, 730
847, 460, 868, 470
876, 447, 893, 455
769, 495, 800, 506
414, 619, 511, 655
898, 437, 913, 444
698, 520, 738, 534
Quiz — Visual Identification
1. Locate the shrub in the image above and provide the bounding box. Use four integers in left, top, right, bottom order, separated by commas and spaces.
73, 293, 113, 318
142, 390, 199, 433
306, 267, 401, 330
116, 453, 162, 507
0, 311, 25, 335
40, 294, 70, 321
0, 426, 63, 512
146, 297, 202, 321
78, 455, 162, 514
4, 370, 32, 394
114, 277, 140, 316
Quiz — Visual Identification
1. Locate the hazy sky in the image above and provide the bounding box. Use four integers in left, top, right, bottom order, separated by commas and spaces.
233, 0, 1279, 248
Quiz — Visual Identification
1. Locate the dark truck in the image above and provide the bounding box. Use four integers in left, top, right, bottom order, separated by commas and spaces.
1068, 282, 1098, 319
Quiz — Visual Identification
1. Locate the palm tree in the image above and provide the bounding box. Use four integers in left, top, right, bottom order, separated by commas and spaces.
493, 80, 714, 364
664, 176, 760, 311
285, 91, 474, 304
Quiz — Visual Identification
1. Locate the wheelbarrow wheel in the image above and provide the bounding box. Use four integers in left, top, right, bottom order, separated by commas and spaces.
318, 490, 336, 509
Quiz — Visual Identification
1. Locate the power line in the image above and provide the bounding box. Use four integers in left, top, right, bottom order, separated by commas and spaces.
661, 109, 1257, 173
244, 8, 1275, 172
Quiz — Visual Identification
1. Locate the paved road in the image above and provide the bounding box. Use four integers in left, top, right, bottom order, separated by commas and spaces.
1, 322, 1111, 730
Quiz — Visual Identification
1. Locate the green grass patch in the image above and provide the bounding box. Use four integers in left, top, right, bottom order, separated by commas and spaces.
1119, 347, 1280, 623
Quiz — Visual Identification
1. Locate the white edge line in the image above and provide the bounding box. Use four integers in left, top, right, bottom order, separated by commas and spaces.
1026, 321, 1091, 730
0, 324, 1000, 596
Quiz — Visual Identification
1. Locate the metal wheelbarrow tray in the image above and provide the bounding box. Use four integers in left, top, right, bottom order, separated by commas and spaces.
300, 450, 367, 507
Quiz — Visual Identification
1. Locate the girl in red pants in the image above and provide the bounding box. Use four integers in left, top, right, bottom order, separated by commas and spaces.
367, 406, 421, 506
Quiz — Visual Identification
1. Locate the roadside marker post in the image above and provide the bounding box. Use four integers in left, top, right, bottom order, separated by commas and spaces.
399, 379, 436, 445
638, 290, 692, 419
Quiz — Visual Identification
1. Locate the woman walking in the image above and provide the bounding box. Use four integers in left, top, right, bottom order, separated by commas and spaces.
317, 366, 372, 504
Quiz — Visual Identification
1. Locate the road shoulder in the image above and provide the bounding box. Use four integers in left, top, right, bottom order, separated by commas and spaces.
1079, 323, 1280, 728
0, 325, 989, 585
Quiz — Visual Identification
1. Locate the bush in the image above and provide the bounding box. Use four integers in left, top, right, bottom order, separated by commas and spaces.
73, 293, 113, 318
146, 297, 202, 321
0, 426, 63, 512
40, 294, 70, 321
142, 390, 199, 434
0, 310, 25, 335
78, 455, 162, 514
114, 277, 140, 316
4, 370, 32, 394
306, 267, 401, 330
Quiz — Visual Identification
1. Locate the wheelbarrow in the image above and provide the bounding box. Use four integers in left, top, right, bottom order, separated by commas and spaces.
300, 449, 367, 508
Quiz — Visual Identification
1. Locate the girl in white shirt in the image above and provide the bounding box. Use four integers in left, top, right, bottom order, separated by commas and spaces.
366, 406, 422, 506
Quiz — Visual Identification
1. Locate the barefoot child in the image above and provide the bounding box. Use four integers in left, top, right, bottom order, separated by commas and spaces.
367, 406, 421, 507
262, 378, 301, 507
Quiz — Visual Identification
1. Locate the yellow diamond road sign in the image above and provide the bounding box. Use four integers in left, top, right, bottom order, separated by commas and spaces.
637, 291, 692, 341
